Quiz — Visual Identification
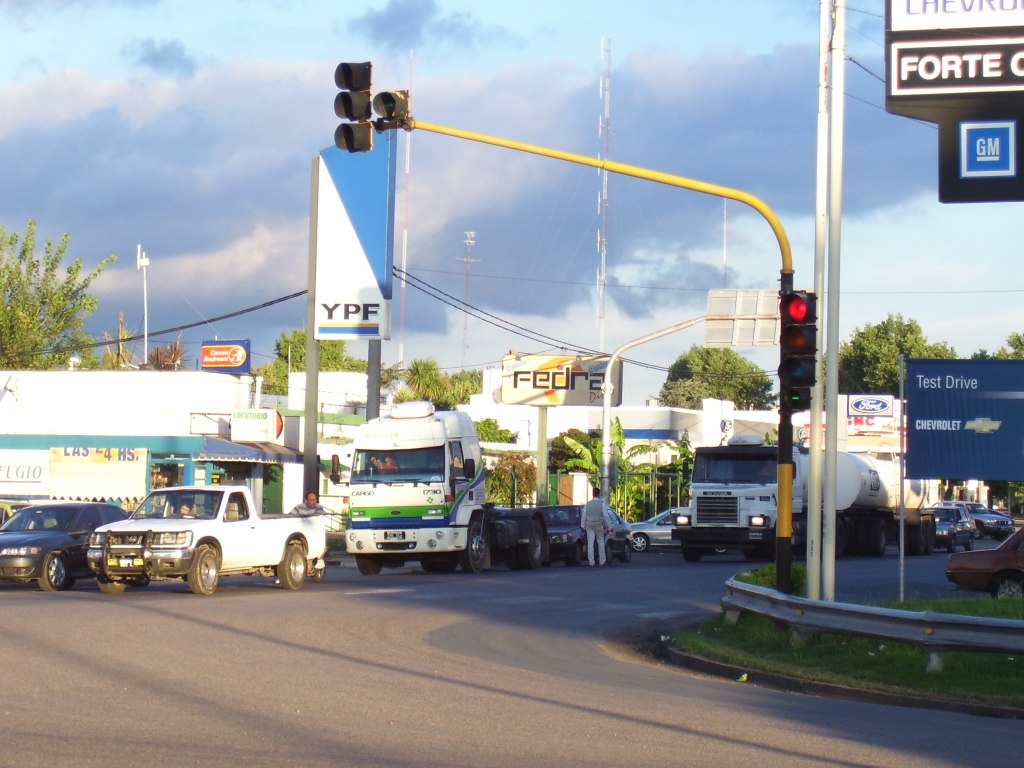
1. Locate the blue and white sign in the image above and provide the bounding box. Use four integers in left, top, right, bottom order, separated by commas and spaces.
906, 358, 1024, 480
960, 120, 1016, 178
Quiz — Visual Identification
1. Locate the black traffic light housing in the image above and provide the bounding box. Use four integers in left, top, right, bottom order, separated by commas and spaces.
335, 62, 374, 152
778, 290, 817, 412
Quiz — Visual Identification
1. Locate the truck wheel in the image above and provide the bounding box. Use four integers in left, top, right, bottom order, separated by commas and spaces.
566, 541, 583, 567
356, 555, 382, 575
277, 542, 306, 590
867, 520, 887, 557
682, 547, 702, 562
96, 576, 127, 595
39, 551, 73, 592
517, 519, 544, 570
459, 516, 487, 574
905, 525, 925, 556
188, 544, 220, 596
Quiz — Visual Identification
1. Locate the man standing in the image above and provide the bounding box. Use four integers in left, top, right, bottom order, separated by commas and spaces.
582, 486, 611, 567
290, 491, 325, 515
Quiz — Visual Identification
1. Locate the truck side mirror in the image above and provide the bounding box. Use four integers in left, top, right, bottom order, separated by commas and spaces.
463, 458, 476, 479
330, 454, 341, 484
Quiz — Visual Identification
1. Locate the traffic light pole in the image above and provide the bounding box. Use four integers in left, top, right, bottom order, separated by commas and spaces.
400, 117, 798, 592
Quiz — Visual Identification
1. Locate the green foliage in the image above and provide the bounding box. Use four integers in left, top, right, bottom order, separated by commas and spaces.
394, 358, 482, 410
486, 452, 537, 506
736, 562, 806, 595
547, 428, 594, 472
838, 314, 956, 395
255, 328, 370, 395
0, 220, 115, 369
659, 345, 776, 409
475, 418, 516, 443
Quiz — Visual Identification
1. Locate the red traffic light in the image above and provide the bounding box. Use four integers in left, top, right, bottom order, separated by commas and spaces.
780, 291, 815, 324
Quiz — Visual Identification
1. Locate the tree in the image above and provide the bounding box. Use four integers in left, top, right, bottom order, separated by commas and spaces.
475, 418, 516, 443
659, 346, 776, 409
0, 220, 115, 370
394, 358, 482, 410
838, 314, 956, 395
254, 328, 372, 395
486, 452, 537, 506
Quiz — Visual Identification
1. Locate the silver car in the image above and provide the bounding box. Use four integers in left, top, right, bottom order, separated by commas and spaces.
627, 509, 682, 552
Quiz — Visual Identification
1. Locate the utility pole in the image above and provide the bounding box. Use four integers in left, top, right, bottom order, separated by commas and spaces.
457, 231, 478, 370
597, 39, 611, 352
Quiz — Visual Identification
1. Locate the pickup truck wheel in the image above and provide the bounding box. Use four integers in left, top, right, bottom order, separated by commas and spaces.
188, 544, 220, 596
277, 542, 306, 590
39, 551, 73, 592
96, 576, 127, 595
356, 555, 382, 575
517, 519, 544, 570
459, 516, 487, 574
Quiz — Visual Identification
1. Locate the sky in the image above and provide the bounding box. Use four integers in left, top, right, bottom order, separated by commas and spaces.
2, 0, 1023, 406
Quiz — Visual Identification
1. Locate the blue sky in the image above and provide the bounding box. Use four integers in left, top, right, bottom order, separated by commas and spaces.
2, 1, 1022, 405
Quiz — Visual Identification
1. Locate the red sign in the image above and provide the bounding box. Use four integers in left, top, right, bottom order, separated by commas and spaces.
200, 340, 250, 373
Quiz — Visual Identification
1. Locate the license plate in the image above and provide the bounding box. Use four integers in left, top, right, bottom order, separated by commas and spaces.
113, 557, 142, 567
384, 530, 405, 541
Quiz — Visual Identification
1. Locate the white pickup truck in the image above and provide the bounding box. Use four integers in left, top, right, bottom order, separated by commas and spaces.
87, 485, 327, 596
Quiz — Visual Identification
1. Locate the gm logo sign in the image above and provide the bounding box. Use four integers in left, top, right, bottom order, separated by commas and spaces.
960, 121, 1016, 179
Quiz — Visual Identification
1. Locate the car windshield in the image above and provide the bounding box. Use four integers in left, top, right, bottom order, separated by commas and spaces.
131, 490, 221, 520
542, 506, 581, 526
0, 506, 74, 532
933, 509, 954, 523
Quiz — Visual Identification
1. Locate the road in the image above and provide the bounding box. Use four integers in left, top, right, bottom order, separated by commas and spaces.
1, 543, 1018, 768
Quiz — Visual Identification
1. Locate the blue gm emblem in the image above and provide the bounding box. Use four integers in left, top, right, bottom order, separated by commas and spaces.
850, 396, 892, 416
960, 121, 1015, 179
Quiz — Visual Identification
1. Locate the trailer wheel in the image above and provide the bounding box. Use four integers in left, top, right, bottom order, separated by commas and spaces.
277, 542, 306, 590
517, 519, 544, 570
356, 555, 382, 575
682, 546, 702, 562
188, 544, 220, 596
459, 515, 487, 573
867, 520, 887, 557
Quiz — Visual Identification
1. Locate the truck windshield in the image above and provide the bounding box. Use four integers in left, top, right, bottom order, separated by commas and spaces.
132, 490, 222, 520
692, 454, 777, 484
351, 447, 446, 484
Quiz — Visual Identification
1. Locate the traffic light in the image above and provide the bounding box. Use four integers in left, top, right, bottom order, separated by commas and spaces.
335, 61, 374, 153
778, 290, 817, 412
373, 90, 410, 124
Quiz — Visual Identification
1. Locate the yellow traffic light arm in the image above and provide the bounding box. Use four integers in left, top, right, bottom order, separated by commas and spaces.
405, 119, 793, 275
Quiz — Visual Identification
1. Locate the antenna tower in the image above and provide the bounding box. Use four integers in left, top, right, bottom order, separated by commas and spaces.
457, 231, 479, 370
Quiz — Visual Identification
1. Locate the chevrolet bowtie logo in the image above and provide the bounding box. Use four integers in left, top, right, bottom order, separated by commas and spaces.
965, 418, 1002, 434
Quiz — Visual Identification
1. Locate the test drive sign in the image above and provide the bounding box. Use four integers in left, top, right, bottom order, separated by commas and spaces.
200, 340, 250, 373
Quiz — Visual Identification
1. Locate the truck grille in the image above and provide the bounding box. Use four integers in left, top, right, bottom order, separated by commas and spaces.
695, 496, 739, 525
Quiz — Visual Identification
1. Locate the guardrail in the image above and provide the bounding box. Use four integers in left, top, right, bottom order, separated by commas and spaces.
721, 577, 1024, 673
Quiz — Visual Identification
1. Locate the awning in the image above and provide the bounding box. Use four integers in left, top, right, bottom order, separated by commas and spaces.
192, 437, 303, 465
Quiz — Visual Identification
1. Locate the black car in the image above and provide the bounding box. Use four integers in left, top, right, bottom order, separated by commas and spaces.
539, 504, 586, 566
602, 508, 633, 564
0, 502, 128, 591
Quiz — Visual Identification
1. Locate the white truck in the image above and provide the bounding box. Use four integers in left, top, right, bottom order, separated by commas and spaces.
344, 401, 547, 575
672, 435, 937, 561
87, 485, 327, 595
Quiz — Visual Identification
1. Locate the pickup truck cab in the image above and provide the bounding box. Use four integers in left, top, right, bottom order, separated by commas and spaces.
87, 485, 327, 596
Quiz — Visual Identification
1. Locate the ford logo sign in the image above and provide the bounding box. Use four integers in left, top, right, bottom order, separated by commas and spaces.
850, 396, 889, 415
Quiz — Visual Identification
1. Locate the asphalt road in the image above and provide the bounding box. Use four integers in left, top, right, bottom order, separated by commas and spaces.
1, 542, 1019, 768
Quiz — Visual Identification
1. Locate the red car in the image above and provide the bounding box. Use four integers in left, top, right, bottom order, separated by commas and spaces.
946, 527, 1024, 597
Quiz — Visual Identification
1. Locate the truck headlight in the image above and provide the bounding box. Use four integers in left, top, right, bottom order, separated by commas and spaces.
150, 531, 193, 547
88, 532, 107, 548
750, 515, 770, 528
674, 513, 691, 526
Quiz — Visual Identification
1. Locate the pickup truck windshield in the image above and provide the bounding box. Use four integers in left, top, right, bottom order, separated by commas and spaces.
132, 490, 222, 520
351, 447, 446, 484
692, 454, 777, 484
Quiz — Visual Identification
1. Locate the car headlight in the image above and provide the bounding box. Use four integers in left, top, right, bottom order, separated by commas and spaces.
149, 531, 193, 547
750, 515, 771, 528
0, 546, 40, 556
674, 513, 691, 526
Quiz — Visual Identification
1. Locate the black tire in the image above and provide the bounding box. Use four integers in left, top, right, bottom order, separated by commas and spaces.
310, 564, 327, 583
421, 556, 458, 574
96, 576, 127, 595
964, 534, 974, 551
618, 540, 632, 563
682, 546, 702, 562
631, 533, 650, 553
867, 519, 887, 557
459, 515, 487, 574
924, 521, 935, 555
188, 544, 220, 596
517, 519, 544, 570
277, 542, 306, 590
947, 536, 955, 554
356, 555, 382, 575
39, 551, 73, 592
566, 540, 583, 567
604, 540, 613, 565
991, 573, 1024, 598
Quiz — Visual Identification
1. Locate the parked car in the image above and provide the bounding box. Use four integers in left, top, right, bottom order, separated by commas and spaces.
962, 502, 1015, 540
946, 527, 1024, 597
539, 504, 586, 566
628, 509, 680, 552
931, 505, 975, 553
0, 502, 127, 591
597, 507, 632, 564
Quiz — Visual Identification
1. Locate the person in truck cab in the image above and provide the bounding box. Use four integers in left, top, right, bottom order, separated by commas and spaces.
177, 502, 194, 518
372, 454, 400, 474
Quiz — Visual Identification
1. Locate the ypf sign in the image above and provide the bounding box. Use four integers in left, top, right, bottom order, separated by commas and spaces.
886, 1, 1024, 202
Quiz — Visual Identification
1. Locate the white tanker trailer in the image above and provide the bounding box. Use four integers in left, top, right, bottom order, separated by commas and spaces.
671, 435, 937, 561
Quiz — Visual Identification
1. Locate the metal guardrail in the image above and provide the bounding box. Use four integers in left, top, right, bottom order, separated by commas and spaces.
721, 577, 1024, 672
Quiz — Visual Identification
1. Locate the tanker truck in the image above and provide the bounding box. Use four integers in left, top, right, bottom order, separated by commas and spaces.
671, 435, 937, 561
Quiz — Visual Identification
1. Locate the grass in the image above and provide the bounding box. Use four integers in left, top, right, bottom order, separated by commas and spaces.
671, 564, 1024, 710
